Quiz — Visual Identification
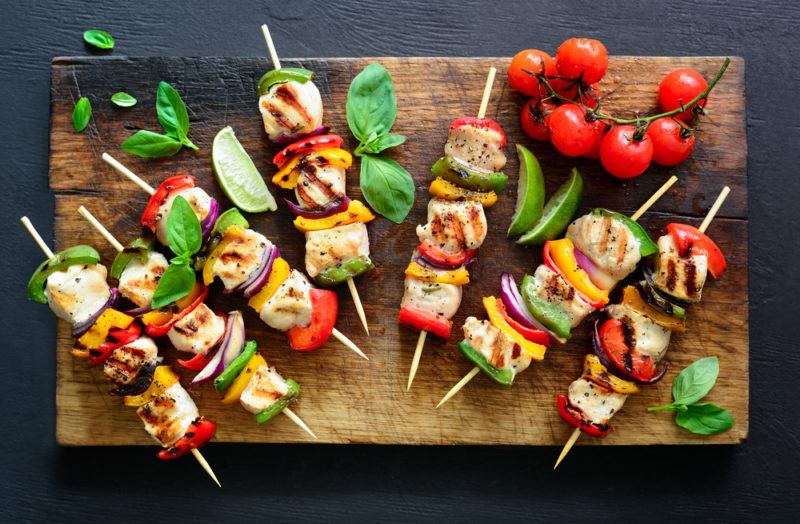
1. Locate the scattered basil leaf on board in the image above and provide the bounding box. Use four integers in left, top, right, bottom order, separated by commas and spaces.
360, 155, 415, 224
83, 29, 114, 50
675, 403, 734, 435
151, 262, 195, 309
122, 130, 183, 158
111, 92, 137, 108
672, 356, 720, 406
166, 196, 202, 257
346, 63, 398, 142
72, 97, 92, 132
156, 81, 197, 149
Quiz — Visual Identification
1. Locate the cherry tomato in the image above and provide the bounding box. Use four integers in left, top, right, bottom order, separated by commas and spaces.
582, 119, 608, 159
646, 117, 695, 166
658, 68, 708, 121
599, 125, 653, 179
552, 80, 600, 109
520, 98, 556, 141
555, 38, 608, 84
508, 49, 556, 99
547, 104, 597, 157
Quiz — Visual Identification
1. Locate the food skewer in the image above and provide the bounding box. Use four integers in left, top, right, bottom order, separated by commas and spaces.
554, 186, 731, 469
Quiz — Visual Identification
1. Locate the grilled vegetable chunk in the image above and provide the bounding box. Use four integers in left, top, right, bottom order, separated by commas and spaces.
137, 382, 199, 446
167, 303, 226, 355
566, 213, 641, 283
259, 81, 323, 142
46, 264, 111, 325
652, 234, 708, 303
416, 198, 487, 254
605, 303, 672, 362
119, 252, 168, 308
304, 222, 370, 278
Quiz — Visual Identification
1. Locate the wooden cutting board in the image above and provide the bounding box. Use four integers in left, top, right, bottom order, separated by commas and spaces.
48, 56, 747, 446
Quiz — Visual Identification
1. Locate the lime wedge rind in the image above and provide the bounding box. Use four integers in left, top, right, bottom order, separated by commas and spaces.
212, 126, 277, 213
507, 144, 546, 237
517, 167, 583, 246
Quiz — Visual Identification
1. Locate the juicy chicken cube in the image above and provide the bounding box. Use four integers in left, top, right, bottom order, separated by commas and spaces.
463, 316, 532, 376
118, 252, 168, 308
211, 228, 270, 291
567, 213, 642, 283
529, 264, 594, 328
167, 303, 226, 355
304, 222, 370, 278
653, 234, 708, 303
444, 123, 507, 172
103, 336, 161, 385
605, 303, 672, 362
401, 276, 462, 319
137, 382, 199, 447
259, 269, 313, 331
155, 187, 212, 246
239, 365, 290, 414
567, 377, 628, 426
259, 80, 323, 142
295, 160, 347, 210
416, 198, 487, 254
46, 264, 111, 325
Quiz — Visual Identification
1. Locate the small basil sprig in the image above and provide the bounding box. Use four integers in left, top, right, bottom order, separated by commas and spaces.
111, 92, 137, 108
83, 29, 114, 50
151, 196, 202, 308
122, 81, 198, 158
346, 63, 414, 224
647, 356, 734, 435
72, 97, 92, 132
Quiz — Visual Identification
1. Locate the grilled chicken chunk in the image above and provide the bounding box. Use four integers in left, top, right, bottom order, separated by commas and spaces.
294, 158, 347, 210
444, 123, 507, 172
103, 335, 161, 385
167, 303, 226, 355
259, 269, 313, 331
137, 382, 199, 447
119, 252, 168, 308
211, 228, 271, 291
259, 81, 323, 142
653, 234, 708, 303
304, 222, 370, 278
155, 187, 212, 246
605, 303, 672, 362
463, 316, 532, 375
529, 264, 594, 327
567, 377, 628, 426
567, 213, 641, 283
401, 276, 462, 319
46, 264, 111, 325
416, 198, 487, 254
239, 365, 290, 414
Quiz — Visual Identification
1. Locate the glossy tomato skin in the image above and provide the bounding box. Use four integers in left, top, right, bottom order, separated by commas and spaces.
521, 99, 556, 141
508, 49, 556, 99
547, 104, 597, 157
658, 68, 708, 121
582, 119, 608, 159
646, 117, 695, 166
599, 125, 653, 178
555, 38, 608, 84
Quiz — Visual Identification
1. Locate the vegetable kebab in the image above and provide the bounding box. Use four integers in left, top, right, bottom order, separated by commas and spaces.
258, 24, 374, 336
437, 175, 679, 406
554, 186, 731, 468
78, 206, 317, 438
20, 217, 220, 486
102, 153, 367, 360
401, 66, 510, 390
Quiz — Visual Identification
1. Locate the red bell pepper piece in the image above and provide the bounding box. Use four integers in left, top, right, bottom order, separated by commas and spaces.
140, 175, 196, 232
418, 240, 476, 268
495, 297, 550, 347
599, 318, 659, 382
542, 241, 605, 309
398, 304, 452, 339
88, 323, 142, 366
286, 289, 338, 351
272, 134, 345, 169
145, 285, 209, 338
667, 223, 727, 278
157, 417, 216, 460
449, 116, 507, 148
557, 394, 610, 438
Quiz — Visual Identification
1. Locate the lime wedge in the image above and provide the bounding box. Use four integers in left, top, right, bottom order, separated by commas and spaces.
517, 167, 583, 246
507, 144, 546, 236
212, 126, 277, 213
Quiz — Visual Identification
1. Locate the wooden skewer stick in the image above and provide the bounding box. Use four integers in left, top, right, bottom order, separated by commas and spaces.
436, 367, 480, 408
477, 67, 497, 119
332, 328, 369, 360
190, 448, 221, 487
554, 183, 730, 470
261, 24, 281, 70
283, 407, 317, 439
406, 330, 426, 391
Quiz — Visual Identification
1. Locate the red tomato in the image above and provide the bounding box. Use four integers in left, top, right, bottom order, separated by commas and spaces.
599, 125, 653, 178
599, 319, 657, 381
667, 223, 727, 277
555, 38, 608, 84
658, 68, 708, 121
547, 104, 597, 157
508, 49, 556, 99
646, 117, 695, 166
582, 119, 607, 159
520, 99, 556, 141
552, 80, 600, 109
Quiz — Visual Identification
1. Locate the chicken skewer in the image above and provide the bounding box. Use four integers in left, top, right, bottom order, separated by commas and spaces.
554, 186, 731, 469
20, 216, 221, 486
436, 175, 679, 407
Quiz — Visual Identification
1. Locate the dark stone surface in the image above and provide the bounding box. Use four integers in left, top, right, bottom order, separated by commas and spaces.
1, 0, 797, 521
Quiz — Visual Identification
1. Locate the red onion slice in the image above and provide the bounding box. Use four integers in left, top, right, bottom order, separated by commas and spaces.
200, 198, 220, 241
72, 288, 120, 338
242, 246, 280, 298
286, 196, 351, 218
499, 273, 562, 344
191, 311, 244, 385
574, 247, 616, 291
272, 126, 330, 145
220, 311, 246, 368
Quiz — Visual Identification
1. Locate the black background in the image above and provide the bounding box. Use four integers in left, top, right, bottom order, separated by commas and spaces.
2, 0, 798, 521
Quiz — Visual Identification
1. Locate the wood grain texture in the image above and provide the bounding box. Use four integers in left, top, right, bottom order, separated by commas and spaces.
49, 56, 747, 446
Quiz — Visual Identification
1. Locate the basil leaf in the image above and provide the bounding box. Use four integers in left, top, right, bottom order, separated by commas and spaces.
166, 196, 202, 257
72, 97, 92, 132
360, 154, 414, 224
346, 63, 398, 143
83, 29, 114, 50
359, 132, 407, 155
156, 81, 197, 149
110, 236, 154, 280
151, 263, 195, 309
672, 356, 719, 406
111, 92, 137, 108
675, 403, 734, 435
121, 130, 183, 158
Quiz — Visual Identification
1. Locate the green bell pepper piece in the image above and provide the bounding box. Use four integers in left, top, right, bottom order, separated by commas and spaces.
520, 273, 572, 340
213, 340, 258, 392
314, 255, 375, 287
591, 208, 659, 257
110, 236, 154, 280
195, 208, 251, 271
431, 156, 508, 193
458, 340, 515, 386
256, 68, 314, 97
27, 245, 101, 304
254, 378, 301, 425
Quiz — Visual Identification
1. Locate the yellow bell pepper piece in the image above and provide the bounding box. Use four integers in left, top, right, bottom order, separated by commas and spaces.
483, 296, 547, 361
272, 148, 353, 190
222, 353, 267, 404
203, 225, 246, 285
429, 177, 498, 207
141, 308, 173, 328
293, 200, 376, 232
77, 308, 134, 349
248, 257, 290, 312
582, 354, 640, 394
124, 366, 180, 407
404, 261, 470, 285
272, 154, 304, 189
548, 238, 609, 305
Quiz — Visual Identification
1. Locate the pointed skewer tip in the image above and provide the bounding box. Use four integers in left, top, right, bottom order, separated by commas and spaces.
554, 428, 582, 470
406, 330, 427, 391
346, 277, 370, 336
191, 448, 221, 487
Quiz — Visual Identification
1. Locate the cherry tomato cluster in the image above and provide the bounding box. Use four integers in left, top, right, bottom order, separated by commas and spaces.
509, 38, 721, 179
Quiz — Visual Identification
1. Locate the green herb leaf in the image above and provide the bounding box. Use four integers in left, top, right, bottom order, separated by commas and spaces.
166, 196, 202, 257
111, 92, 137, 108
359, 154, 415, 224
346, 63, 398, 143
156, 81, 197, 149
151, 263, 195, 309
83, 29, 114, 50
121, 130, 183, 158
72, 97, 92, 132
358, 132, 407, 155
672, 356, 719, 406
674, 403, 734, 435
